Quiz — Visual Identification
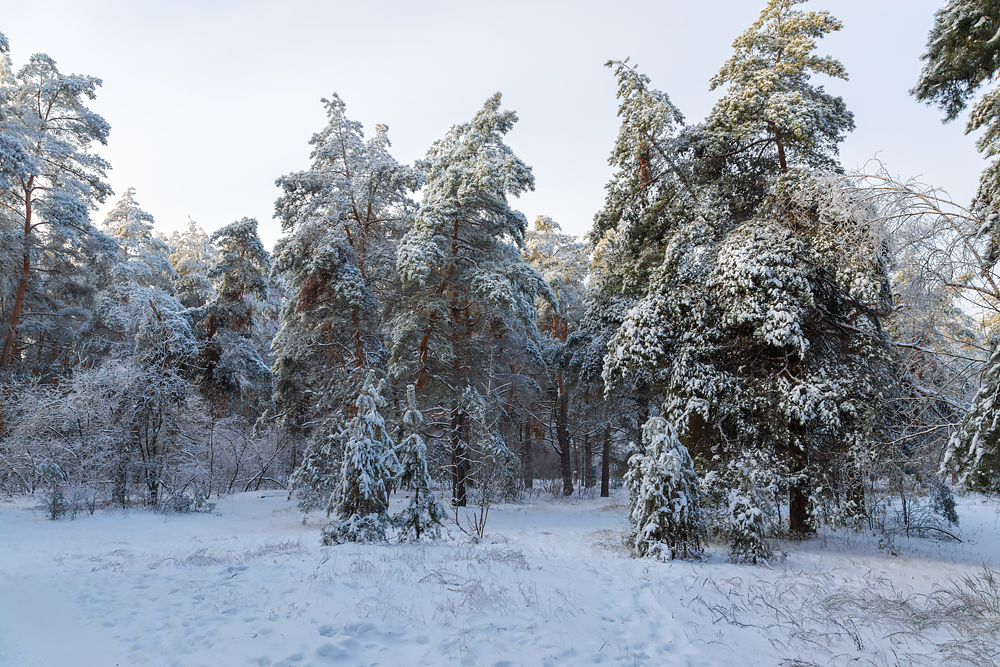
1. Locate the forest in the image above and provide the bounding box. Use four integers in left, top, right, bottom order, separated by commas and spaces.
1, 0, 999, 566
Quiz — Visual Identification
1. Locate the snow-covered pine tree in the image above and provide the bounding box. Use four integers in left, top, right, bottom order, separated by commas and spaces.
394, 385, 447, 541
273, 94, 420, 473
600, 0, 899, 535
912, 0, 1000, 224
164, 219, 218, 308
191, 217, 273, 418
39, 458, 68, 520
625, 416, 704, 560
0, 43, 113, 372
101, 188, 178, 293
715, 452, 776, 563
320, 374, 400, 544
707, 0, 854, 177
726, 489, 770, 564
392, 93, 549, 506
287, 439, 339, 516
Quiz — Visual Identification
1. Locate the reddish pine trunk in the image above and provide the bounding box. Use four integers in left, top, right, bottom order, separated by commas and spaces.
1, 179, 33, 370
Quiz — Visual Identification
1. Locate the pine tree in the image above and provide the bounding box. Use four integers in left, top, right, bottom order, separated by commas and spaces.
708, 0, 854, 176
625, 417, 704, 561
192, 217, 273, 417
39, 458, 68, 520
726, 489, 770, 564
523, 215, 592, 494
716, 452, 776, 564
943, 343, 1000, 494
0, 43, 113, 371
164, 219, 218, 308
320, 375, 400, 544
101, 188, 177, 292
392, 93, 549, 506
272, 94, 419, 455
394, 385, 447, 541
599, 0, 898, 536
912, 0, 1000, 221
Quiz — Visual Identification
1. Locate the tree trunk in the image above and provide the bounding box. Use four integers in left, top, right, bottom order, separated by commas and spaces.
601, 422, 611, 498
451, 406, 468, 507
789, 483, 809, 534
582, 387, 593, 488
557, 375, 573, 496
2, 182, 34, 370
788, 445, 812, 534
522, 414, 533, 490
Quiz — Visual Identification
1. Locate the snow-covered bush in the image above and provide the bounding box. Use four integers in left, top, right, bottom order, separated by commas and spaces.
321, 375, 399, 545
625, 417, 704, 561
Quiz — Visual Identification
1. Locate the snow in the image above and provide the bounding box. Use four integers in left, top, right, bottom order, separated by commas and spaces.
0, 491, 998, 666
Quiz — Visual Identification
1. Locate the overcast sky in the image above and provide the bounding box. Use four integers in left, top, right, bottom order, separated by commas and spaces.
2, 0, 981, 251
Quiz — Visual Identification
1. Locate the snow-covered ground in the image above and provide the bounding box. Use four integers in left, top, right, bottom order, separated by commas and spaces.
0, 491, 997, 667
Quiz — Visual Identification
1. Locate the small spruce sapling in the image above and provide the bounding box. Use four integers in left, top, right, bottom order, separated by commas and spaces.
394, 385, 448, 541
726, 489, 771, 564
707, 452, 775, 564
321, 374, 400, 545
625, 417, 704, 561
39, 458, 68, 520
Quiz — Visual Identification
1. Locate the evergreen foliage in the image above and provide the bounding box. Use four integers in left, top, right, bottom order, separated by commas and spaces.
394, 385, 447, 541
320, 375, 400, 544
708, 0, 854, 175
523, 215, 592, 494
598, 0, 899, 535
192, 217, 273, 416
944, 342, 1000, 494
102, 188, 177, 292
272, 94, 419, 454
391, 93, 549, 506
726, 489, 771, 564
717, 453, 776, 564
0, 42, 113, 372
625, 417, 704, 561
39, 458, 68, 520
0, 4, 988, 549
165, 220, 218, 308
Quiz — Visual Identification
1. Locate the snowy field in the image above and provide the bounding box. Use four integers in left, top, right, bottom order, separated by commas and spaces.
1, 491, 998, 667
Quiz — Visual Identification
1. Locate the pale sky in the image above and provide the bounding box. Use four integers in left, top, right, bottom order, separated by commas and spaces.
2, 0, 981, 251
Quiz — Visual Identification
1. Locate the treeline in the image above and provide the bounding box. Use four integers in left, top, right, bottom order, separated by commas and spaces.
2, 0, 1000, 560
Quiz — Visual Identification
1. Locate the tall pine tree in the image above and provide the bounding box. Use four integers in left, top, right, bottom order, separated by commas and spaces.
392, 93, 549, 506
0, 40, 114, 376
600, 0, 898, 533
